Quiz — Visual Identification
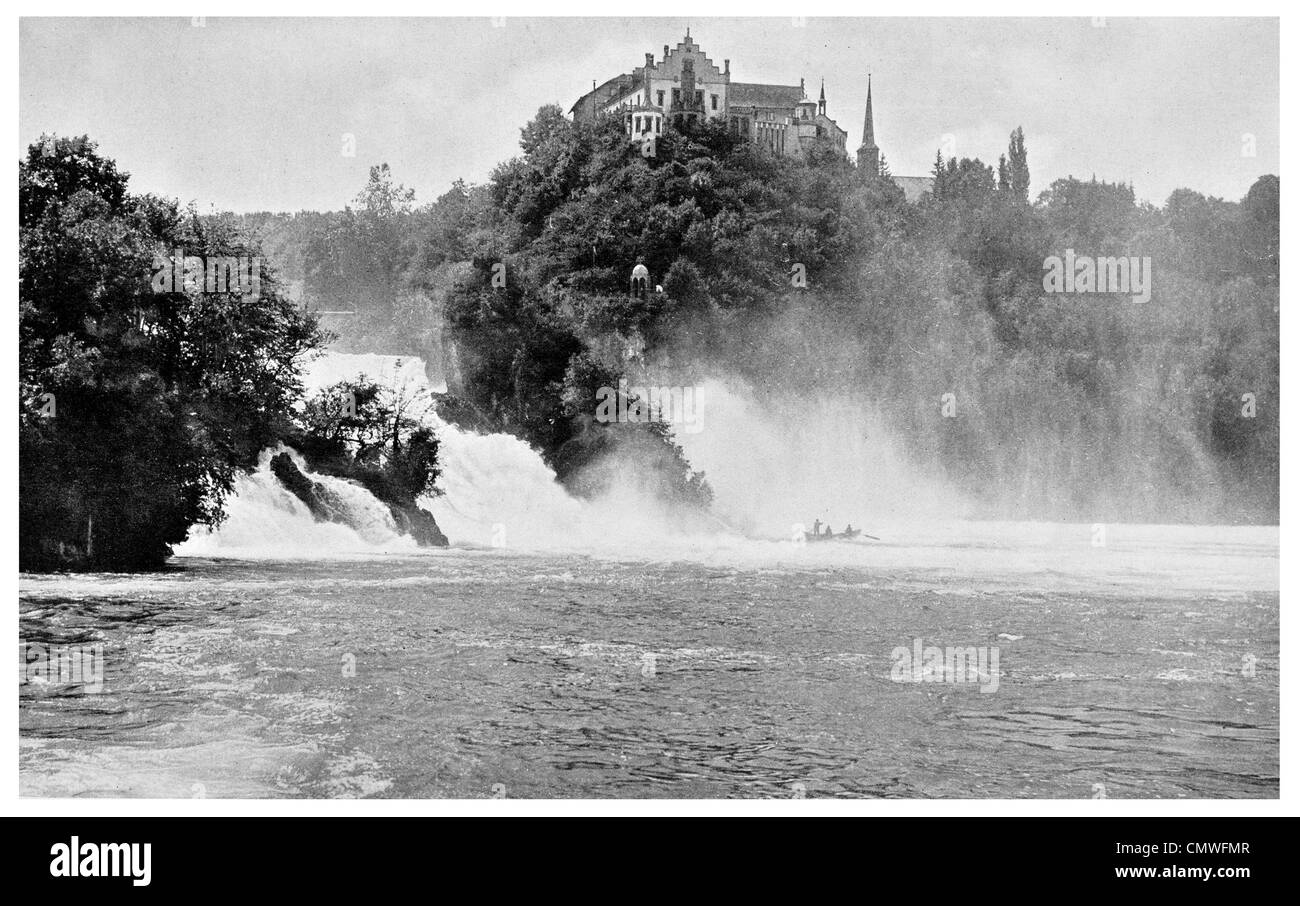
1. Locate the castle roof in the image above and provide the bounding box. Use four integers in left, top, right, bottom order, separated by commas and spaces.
570, 70, 645, 116
729, 82, 805, 109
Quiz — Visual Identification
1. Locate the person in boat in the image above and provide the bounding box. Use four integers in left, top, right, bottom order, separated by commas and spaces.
845, 524, 853, 535
812, 519, 822, 537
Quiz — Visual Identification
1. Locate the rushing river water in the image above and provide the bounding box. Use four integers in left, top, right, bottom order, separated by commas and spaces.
19, 523, 1278, 799
19, 354, 1279, 798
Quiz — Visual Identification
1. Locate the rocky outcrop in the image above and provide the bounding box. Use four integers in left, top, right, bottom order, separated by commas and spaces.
270, 451, 448, 548
386, 502, 449, 548
270, 452, 348, 526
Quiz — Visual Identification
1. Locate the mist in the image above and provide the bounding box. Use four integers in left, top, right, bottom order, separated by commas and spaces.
675, 376, 968, 537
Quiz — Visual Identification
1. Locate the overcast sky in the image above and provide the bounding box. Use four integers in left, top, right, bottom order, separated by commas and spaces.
19, 16, 1279, 212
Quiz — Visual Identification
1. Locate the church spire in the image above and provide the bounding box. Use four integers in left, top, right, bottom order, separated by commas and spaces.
818, 79, 826, 116
857, 74, 880, 175
862, 75, 875, 146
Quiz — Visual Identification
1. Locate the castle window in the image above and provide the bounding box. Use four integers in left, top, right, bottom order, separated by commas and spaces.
657, 90, 664, 107
671, 88, 680, 107
711, 94, 718, 110
695, 90, 703, 107
634, 116, 641, 132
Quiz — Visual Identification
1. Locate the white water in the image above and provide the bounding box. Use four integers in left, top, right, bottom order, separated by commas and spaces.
307, 352, 714, 552
44, 360, 1278, 802
177, 447, 417, 558
676, 376, 968, 532
179, 351, 707, 557
173, 351, 1278, 597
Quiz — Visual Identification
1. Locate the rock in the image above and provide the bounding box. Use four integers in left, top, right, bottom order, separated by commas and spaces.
270, 452, 350, 526
388, 503, 449, 548
271, 451, 449, 548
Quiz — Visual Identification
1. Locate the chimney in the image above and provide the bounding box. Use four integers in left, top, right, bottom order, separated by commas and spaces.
664, 44, 669, 59
646, 53, 654, 68
724, 59, 730, 75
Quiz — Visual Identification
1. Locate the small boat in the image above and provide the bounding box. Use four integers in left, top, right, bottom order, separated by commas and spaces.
804, 526, 866, 542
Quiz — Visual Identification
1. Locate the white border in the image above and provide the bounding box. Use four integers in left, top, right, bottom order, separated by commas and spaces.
5, 1, 1292, 818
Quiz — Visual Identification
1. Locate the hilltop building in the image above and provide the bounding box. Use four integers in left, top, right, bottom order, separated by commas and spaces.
570, 30, 933, 201
570, 29, 847, 158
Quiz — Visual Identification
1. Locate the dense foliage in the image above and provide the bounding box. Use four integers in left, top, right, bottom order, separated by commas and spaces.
293, 108, 1276, 523
19, 136, 326, 570
28, 100, 1274, 559
287, 377, 443, 507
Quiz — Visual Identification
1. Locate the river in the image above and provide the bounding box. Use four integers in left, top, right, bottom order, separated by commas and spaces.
18, 353, 1279, 798
20, 524, 1278, 799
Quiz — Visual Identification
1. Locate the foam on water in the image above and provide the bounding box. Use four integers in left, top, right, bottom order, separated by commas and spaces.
176, 447, 417, 558
675, 376, 968, 530
172, 351, 1278, 596
302, 351, 711, 553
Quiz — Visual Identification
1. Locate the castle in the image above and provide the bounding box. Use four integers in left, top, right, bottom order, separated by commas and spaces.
570, 29, 934, 202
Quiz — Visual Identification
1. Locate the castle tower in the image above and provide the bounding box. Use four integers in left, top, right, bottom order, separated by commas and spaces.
856, 74, 880, 175
681, 56, 697, 109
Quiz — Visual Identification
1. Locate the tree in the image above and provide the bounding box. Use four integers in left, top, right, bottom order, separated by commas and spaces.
1007, 126, 1030, 203
20, 135, 325, 570
293, 377, 442, 502
303, 163, 416, 322
931, 149, 946, 197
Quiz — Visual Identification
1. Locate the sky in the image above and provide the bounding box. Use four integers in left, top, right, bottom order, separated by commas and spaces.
18, 16, 1279, 212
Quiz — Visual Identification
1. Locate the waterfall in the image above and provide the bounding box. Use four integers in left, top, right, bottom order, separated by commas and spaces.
177, 351, 689, 557
176, 447, 417, 558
